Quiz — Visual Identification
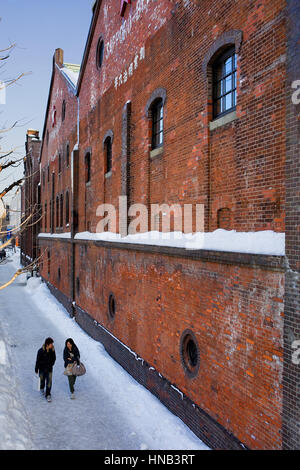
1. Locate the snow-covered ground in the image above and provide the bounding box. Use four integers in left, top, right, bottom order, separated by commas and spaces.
0, 250, 209, 450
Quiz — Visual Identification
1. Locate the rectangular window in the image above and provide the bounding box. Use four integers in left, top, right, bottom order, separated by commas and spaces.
213, 48, 237, 119
152, 99, 164, 149
85, 152, 91, 183
44, 202, 47, 231
104, 138, 112, 174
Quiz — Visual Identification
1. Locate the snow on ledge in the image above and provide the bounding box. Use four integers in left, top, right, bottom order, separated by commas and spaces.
37, 230, 285, 255
72, 229, 285, 256
38, 232, 71, 239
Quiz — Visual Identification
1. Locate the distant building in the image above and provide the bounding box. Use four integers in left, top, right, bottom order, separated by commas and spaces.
20, 129, 41, 265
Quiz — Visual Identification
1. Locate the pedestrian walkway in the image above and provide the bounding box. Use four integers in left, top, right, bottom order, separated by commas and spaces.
0, 252, 208, 450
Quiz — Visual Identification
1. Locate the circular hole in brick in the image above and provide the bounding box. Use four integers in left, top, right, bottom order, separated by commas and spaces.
180, 329, 200, 378
108, 293, 116, 320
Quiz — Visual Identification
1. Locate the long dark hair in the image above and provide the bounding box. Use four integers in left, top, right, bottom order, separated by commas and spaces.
65, 338, 77, 349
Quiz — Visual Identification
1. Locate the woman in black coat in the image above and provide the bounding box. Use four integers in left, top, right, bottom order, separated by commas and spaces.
63, 338, 80, 399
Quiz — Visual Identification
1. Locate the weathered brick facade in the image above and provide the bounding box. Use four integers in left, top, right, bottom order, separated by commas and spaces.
20, 130, 42, 266
283, 0, 300, 451
32, 0, 300, 449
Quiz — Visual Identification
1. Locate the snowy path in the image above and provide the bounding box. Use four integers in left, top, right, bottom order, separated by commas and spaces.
0, 252, 208, 450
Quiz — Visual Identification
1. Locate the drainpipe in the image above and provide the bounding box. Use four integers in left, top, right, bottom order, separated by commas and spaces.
70, 95, 80, 317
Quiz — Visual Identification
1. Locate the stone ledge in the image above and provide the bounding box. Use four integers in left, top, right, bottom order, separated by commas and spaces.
39, 235, 286, 271
150, 146, 164, 159
209, 110, 237, 131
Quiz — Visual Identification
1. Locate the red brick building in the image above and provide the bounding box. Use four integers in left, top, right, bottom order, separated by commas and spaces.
33, 0, 300, 449
20, 129, 42, 266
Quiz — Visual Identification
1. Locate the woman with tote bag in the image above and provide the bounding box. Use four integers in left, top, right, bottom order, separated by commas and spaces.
63, 338, 85, 399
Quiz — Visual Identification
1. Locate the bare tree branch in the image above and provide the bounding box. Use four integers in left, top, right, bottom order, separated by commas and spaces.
0, 121, 19, 134
0, 35, 41, 291
0, 156, 24, 171
0, 270, 22, 290
3, 71, 31, 88
0, 178, 23, 199
0, 42, 16, 60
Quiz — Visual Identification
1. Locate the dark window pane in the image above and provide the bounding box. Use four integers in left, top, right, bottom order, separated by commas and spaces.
66, 145, 70, 167
65, 192, 69, 225
85, 153, 91, 183
62, 100, 66, 121
213, 48, 237, 118
105, 138, 112, 173
151, 99, 164, 149
97, 39, 104, 69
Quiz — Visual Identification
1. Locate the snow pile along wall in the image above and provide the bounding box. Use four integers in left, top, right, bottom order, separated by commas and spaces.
0, 336, 34, 449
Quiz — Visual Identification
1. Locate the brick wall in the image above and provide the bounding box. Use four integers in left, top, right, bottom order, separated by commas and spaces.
39, 52, 78, 235
283, 0, 300, 450
36, 0, 290, 449
76, 0, 285, 234
39, 238, 73, 308
38, 236, 285, 449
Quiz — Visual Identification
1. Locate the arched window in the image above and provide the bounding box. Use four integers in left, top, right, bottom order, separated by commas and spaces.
85, 152, 91, 183
65, 191, 70, 226
44, 202, 47, 231
96, 37, 104, 70
56, 195, 59, 228
66, 143, 70, 168
50, 200, 53, 233
47, 250, 51, 276
212, 47, 237, 119
58, 153, 62, 174
60, 193, 64, 228
150, 98, 164, 150
62, 100, 66, 122
202, 30, 242, 125
52, 106, 56, 128
146, 88, 167, 153
104, 136, 112, 174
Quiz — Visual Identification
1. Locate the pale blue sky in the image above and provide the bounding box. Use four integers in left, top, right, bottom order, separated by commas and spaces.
0, 0, 94, 203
